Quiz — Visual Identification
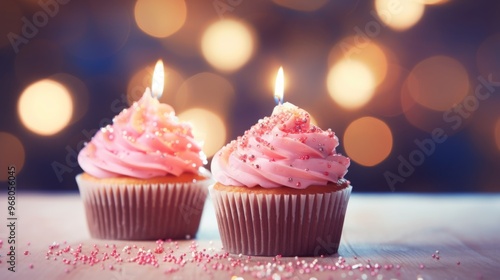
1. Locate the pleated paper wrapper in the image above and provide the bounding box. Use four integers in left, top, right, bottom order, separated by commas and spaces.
76, 174, 210, 240
210, 185, 352, 256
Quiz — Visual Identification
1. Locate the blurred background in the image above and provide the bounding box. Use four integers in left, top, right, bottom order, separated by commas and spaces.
1, 0, 499, 192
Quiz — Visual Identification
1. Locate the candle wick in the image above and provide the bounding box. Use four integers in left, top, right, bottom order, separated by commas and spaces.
274, 96, 283, 106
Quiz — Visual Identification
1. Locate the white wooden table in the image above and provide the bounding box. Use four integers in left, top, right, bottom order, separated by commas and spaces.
0, 193, 498, 279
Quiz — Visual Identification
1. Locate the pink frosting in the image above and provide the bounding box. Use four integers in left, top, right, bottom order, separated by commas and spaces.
211, 102, 350, 189
78, 89, 207, 179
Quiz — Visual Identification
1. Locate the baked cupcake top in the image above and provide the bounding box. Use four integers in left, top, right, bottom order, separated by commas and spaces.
211, 102, 349, 189
78, 89, 207, 179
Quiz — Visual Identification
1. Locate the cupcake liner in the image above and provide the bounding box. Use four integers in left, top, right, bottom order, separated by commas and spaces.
210, 185, 351, 256
76, 175, 210, 240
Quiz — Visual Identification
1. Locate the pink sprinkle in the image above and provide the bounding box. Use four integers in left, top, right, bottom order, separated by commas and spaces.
24, 250, 30, 255
42, 239, 421, 279
457, 261, 461, 265
29, 264, 34, 269
420, 264, 425, 269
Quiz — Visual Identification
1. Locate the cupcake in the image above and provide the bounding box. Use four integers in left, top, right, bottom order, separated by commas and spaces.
76, 89, 212, 240
210, 102, 351, 256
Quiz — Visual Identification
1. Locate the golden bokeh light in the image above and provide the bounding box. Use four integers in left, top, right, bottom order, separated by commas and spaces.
18, 79, 73, 136
402, 70, 450, 133
495, 119, 500, 151
201, 19, 256, 72
328, 39, 388, 86
407, 56, 469, 111
134, 0, 186, 38
178, 108, 227, 158
326, 59, 376, 110
0, 132, 25, 181
375, 0, 425, 31
127, 64, 185, 105
272, 0, 329, 12
344, 117, 393, 166
176, 72, 234, 115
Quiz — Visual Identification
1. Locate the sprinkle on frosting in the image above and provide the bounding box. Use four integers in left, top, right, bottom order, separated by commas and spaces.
78, 89, 207, 179
211, 102, 349, 189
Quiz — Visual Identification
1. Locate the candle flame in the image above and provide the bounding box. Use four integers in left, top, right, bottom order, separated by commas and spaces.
151, 60, 164, 99
274, 66, 284, 105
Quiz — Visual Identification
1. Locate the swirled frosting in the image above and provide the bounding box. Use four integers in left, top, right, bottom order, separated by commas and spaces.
211, 102, 349, 189
78, 89, 207, 179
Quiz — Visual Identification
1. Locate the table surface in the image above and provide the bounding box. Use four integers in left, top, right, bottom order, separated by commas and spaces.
0, 192, 499, 280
